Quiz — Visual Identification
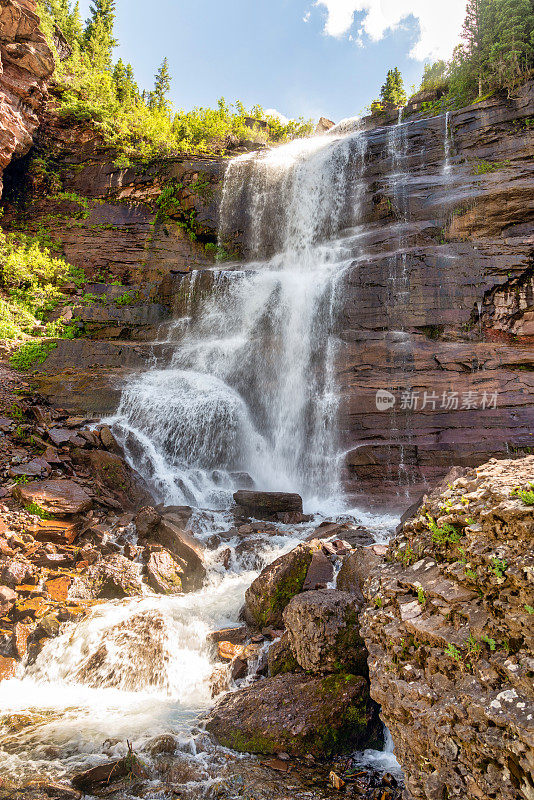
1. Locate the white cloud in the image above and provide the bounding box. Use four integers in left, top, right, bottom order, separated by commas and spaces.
312, 0, 468, 60
303, 10, 311, 22
264, 108, 291, 123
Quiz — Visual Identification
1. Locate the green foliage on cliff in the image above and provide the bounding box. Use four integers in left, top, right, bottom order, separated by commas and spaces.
36, 1, 313, 159
412, 0, 534, 109
0, 230, 80, 340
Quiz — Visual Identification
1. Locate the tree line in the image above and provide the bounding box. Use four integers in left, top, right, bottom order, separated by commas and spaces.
37, 0, 312, 159
372, 0, 534, 114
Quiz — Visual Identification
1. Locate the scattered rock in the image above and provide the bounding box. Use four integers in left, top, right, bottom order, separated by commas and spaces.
302, 549, 334, 590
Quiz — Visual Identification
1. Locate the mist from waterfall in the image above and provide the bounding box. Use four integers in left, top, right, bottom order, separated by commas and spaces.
111, 127, 368, 512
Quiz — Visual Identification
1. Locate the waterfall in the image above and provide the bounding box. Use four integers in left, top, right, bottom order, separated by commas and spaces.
0, 125, 404, 794
443, 111, 452, 175
111, 127, 368, 511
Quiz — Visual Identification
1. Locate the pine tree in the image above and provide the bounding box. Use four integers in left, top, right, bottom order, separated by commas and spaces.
380, 67, 407, 107
84, 0, 117, 67
153, 58, 171, 110
113, 58, 138, 105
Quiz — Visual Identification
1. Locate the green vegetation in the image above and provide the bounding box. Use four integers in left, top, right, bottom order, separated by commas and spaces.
24, 502, 55, 520
472, 159, 511, 174
426, 514, 463, 546
9, 341, 57, 370
512, 483, 534, 505
416, 586, 426, 606
37, 1, 313, 159
490, 557, 508, 579
370, 66, 406, 114
409, 0, 534, 113
0, 228, 84, 340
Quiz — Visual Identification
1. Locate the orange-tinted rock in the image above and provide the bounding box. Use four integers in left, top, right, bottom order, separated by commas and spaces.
0, 655, 17, 680
218, 640, 242, 661
12, 621, 32, 657
28, 518, 80, 544
45, 575, 72, 602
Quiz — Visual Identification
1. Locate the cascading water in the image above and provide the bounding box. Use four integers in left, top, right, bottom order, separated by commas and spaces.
111, 128, 367, 512
0, 124, 401, 795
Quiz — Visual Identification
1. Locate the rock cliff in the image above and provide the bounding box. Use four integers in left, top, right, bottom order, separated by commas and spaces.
0, 0, 54, 194
337, 84, 534, 508
359, 456, 534, 800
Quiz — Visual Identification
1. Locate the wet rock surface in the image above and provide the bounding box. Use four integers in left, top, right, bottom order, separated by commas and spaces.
206, 671, 380, 758
360, 456, 534, 800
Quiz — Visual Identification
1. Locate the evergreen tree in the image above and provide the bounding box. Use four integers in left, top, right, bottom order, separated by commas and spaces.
84, 0, 117, 67
380, 67, 407, 107
153, 57, 171, 110
113, 58, 138, 105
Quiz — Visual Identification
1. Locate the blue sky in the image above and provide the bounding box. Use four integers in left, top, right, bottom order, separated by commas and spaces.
77, 1, 467, 122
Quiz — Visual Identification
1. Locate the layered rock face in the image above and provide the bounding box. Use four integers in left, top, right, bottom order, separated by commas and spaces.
337, 84, 534, 507
0, 0, 53, 194
360, 456, 534, 800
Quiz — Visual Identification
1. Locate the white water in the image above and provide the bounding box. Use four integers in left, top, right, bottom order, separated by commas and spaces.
1, 125, 401, 792
111, 127, 367, 512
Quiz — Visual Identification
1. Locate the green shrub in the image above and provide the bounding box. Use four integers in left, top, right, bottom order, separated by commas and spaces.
10, 342, 57, 370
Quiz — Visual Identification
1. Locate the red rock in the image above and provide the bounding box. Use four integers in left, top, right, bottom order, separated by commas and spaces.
14, 480, 92, 514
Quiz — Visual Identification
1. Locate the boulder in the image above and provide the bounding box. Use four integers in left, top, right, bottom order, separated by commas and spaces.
302, 549, 334, 590
85, 554, 143, 599
336, 546, 385, 597
267, 632, 299, 676
243, 543, 314, 628
283, 589, 367, 675
205, 671, 380, 758
145, 549, 184, 594
135, 505, 162, 537
13, 480, 92, 515
149, 517, 205, 590
72, 449, 151, 510
233, 490, 303, 521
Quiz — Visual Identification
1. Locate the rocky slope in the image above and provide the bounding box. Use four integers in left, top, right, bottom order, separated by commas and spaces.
358, 456, 534, 800
0, 0, 54, 195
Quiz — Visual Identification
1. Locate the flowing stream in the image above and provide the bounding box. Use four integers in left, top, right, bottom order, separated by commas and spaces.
0, 122, 403, 795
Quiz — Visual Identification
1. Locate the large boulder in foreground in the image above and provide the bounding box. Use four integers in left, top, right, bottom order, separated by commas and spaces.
233, 490, 303, 521
13, 480, 92, 515
361, 456, 534, 800
283, 589, 367, 675
243, 543, 314, 628
205, 671, 380, 758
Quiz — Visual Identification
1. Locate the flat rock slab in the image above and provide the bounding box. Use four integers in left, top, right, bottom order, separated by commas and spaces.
233, 490, 303, 520
13, 480, 92, 515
